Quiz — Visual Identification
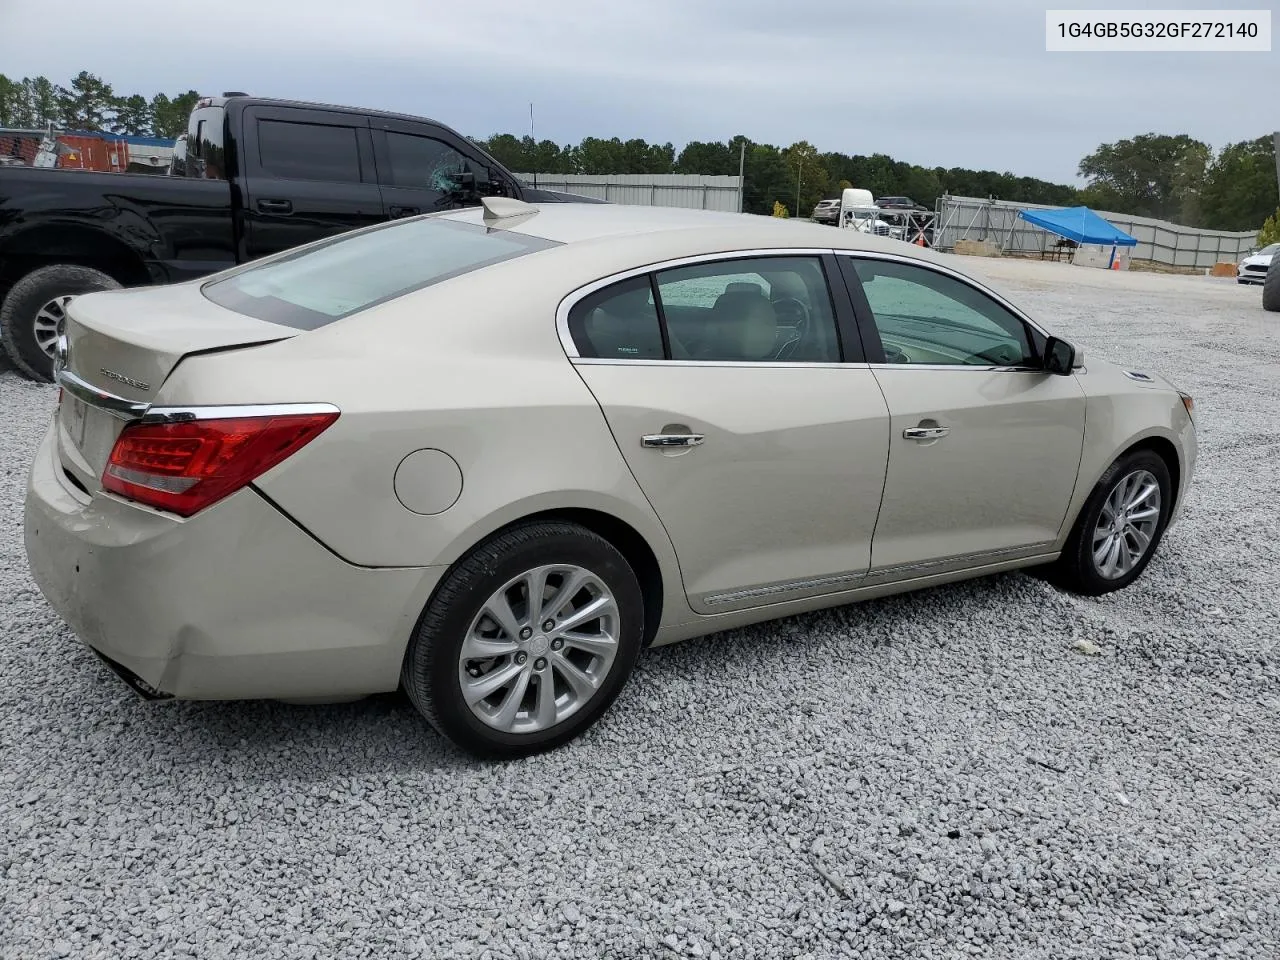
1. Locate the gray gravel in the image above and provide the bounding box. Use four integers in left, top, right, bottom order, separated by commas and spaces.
2, 263, 1279, 959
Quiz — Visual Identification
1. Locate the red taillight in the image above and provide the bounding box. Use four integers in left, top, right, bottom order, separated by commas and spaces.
101, 411, 338, 517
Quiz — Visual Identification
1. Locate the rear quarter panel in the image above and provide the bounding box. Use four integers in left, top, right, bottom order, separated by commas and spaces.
154, 247, 690, 623
0, 166, 235, 283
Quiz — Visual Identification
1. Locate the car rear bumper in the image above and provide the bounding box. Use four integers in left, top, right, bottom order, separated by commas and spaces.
23, 419, 442, 701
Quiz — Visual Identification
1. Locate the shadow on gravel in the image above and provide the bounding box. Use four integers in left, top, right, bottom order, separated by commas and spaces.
90, 571, 1053, 783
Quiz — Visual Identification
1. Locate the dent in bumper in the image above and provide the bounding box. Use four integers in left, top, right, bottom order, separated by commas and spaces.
24, 422, 443, 701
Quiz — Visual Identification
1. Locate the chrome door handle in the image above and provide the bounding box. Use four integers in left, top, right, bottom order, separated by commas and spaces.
903, 426, 950, 440
642, 433, 705, 448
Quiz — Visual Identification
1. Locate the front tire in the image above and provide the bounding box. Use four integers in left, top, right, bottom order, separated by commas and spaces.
1049, 449, 1173, 596
0, 265, 121, 381
401, 521, 645, 759
1264, 256, 1280, 313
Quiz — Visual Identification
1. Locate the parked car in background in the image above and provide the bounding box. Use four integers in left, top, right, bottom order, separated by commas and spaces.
1237, 243, 1278, 285
811, 198, 841, 224
26, 200, 1196, 758
877, 196, 929, 212
0, 94, 599, 381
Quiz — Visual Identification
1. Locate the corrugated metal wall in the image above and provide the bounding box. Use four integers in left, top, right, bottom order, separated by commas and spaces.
935, 195, 1257, 268
517, 174, 743, 211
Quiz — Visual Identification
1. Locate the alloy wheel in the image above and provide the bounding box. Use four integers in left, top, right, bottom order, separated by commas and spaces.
458, 564, 620, 734
33, 296, 73, 359
1091, 469, 1162, 579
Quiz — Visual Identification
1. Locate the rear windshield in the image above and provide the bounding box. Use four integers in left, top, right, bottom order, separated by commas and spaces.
202, 217, 559, 329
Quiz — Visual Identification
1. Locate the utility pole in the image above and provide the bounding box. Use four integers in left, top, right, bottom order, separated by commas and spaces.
1274, 131, 1279, 209
737, 142, 747, 213
795, 155, 804, 216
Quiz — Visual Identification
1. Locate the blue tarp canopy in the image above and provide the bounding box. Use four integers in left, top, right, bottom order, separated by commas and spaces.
1017, 206, 1137, 247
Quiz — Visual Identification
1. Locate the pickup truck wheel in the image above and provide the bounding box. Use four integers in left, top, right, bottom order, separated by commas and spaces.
1264, 254, 1280, 313
1, 265, 121, 382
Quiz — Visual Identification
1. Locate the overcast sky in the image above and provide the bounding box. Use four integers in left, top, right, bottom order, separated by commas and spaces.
0, 0, 1273, 183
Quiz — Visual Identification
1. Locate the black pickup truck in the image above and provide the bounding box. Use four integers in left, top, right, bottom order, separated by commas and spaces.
0, 94, 594, 380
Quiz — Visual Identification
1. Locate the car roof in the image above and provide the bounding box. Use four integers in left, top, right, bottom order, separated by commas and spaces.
436, 202, 950, 263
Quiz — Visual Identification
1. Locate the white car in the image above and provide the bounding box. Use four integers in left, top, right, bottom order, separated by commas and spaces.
25, 199, 1197, 758
1237, 243, 1278, 285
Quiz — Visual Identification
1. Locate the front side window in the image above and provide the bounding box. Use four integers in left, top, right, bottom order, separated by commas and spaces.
385, 132, 478, 193
655, 256, 841, 362
203, 218, 558, 329
257, 120, 361, 183
849, 258, 1035, 367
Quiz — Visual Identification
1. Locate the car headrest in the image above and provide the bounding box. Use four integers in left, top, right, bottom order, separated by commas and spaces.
711, 290, 777, 361
725, 281, 763, 296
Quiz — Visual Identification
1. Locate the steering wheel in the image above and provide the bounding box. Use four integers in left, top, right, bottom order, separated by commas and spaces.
771, 297, 810, 331
770, 297, 810, 360
882, 343, 911, 364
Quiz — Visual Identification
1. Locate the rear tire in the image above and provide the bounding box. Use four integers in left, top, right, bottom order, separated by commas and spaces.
1048, 450, 1173, 596
0, 265, 121, 382
401, 521, 645, 759
1264, 255, 1280, 313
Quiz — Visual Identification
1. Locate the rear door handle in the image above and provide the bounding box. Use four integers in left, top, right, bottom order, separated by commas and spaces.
256, 198, 293, 214
642, 433, 705, 448
903, 426, 950, 440
389, 204, 420, 218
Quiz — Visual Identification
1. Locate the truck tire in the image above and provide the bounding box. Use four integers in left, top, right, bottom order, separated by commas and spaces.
0, 265, 122, 382
1264, 254, 1280, 313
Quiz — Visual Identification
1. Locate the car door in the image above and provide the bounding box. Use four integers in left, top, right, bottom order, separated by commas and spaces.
239, 104, 385, 260
563, 252, 890, 614
836, 253, 1087, 579
370, 120, 512, 219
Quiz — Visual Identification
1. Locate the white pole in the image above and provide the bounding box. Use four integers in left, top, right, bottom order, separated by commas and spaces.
737, 142, 747, 213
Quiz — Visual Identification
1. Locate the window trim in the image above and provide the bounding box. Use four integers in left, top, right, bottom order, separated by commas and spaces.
556, 248, 859, 368
836, 251, 1052, 372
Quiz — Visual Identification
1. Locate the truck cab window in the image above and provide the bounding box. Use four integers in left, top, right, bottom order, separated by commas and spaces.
384, 132, 481, 193
257, 120, 362, 183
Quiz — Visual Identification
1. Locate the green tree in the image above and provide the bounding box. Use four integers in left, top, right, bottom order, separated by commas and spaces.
1200, 136, 1279, 232
1258, 209, 1280, 247
58, 70, 116, 130
150, 90, 199, 138
111, 94, 153, 136
1078, 133, 1210, 221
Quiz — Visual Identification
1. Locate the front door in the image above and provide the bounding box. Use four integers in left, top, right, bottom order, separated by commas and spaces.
239, 105, 386, 261
565, 254, 890, 613
838, 254, 1087, 578
370, 120, 512, 220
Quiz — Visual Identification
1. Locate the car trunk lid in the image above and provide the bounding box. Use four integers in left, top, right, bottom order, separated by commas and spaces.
56, 284, 295, 491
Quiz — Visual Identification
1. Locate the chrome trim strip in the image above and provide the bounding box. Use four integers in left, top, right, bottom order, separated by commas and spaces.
56, 369, 150, 421
868, 363, 1045, 373
554, 244, 1057, 364
570, 358, 867, 370
704, 570, 869, 606
555, 247, 842, 360
869, 541, 1056, 579
141, 402, 342, 424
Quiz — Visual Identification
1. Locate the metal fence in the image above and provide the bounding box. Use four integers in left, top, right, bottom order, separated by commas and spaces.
934, 194, 1258, 268
516, 173, 743, 212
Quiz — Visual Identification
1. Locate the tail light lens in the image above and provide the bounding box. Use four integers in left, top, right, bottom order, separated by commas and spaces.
102, 410, 338, 517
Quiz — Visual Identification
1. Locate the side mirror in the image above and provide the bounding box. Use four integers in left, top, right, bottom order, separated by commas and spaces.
1043, 336, 1076, 375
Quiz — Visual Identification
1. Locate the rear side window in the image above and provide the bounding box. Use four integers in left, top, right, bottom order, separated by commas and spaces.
202, 218, 559, 329
566, 277, 665, 360
183, 106, 227, 180
257, 120, 361, 182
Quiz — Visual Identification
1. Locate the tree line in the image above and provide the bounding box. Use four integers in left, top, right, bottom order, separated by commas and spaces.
0, 72, 199, 139
478, 132, 1277, 232
2, 71, 1274, 232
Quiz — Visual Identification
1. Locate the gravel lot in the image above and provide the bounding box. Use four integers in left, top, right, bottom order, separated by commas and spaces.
2, 260, 1278, 959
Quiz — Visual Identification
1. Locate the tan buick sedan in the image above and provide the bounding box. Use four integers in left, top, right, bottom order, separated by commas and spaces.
25, 199, 1197, 757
